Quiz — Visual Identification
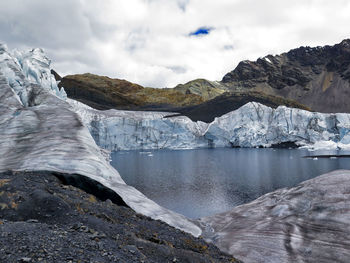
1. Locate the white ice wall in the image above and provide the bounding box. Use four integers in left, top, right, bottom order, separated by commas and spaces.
70, 98, 350, 151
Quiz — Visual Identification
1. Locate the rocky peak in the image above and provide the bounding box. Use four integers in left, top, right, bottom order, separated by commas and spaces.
339, 38, 350, 48
222, 39, 350, 83
223, 39, 350, 86
222, 50, 312, 89
221, 39, 350, 113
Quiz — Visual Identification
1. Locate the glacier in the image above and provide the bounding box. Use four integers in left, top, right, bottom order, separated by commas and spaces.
199, 170, 350, 263
0, 44, 201, 237
0, 43, 66, 105
68, 99, 210, 150
205, 102, 350, 148
69, 94, 350, 151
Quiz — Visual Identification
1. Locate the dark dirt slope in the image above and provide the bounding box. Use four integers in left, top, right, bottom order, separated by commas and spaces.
222, 39, 350, 113
169, 91, 310, 123
59, 73, 204, 110
0, 171, 240, 263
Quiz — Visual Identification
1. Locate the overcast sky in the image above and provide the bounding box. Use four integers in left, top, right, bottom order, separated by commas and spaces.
1, 0, 350, 88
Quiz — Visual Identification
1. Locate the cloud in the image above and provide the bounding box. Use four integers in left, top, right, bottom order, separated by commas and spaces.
0, 0, 350, 88
177, 0, 190, 11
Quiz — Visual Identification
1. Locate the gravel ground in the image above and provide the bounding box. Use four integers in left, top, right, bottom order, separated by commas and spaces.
0, 171, 241, 263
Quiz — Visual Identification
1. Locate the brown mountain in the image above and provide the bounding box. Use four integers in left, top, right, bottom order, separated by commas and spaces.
174, 79, 227, 100
58, 73, 204, 110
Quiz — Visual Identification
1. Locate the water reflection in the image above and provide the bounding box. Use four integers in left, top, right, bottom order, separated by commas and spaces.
111, 148, 350, 219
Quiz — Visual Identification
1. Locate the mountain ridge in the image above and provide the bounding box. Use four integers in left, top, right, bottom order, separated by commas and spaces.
222, 39, 350, 112
58, 39, 350, 121
59, 73, 205, 111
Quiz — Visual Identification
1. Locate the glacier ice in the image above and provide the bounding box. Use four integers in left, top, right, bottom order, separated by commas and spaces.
0, 43, 201, 237
199, 170, 350, 263
205, 102, 350, 148
68, 99, 210, 150
0, 44, 66, 107
70, 96, 350, 151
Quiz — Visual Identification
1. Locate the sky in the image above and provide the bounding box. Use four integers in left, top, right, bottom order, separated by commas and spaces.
1, 0, 350, 88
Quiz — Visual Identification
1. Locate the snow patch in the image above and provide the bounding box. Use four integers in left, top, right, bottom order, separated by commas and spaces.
264, 56, 272, 64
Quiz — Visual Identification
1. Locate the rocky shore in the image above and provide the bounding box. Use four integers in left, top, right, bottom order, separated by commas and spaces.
0, 171, 240, 263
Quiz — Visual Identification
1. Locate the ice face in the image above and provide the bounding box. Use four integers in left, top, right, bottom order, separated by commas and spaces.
70, 98, 350, 151
0, 44, 66, 107
68, 99, 210, 151
205, 102, 350, 148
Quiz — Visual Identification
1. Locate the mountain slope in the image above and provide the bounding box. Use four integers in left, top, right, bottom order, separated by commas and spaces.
222, 39, 350, 113
59, 73, 204, 110
174, 78, 227, 100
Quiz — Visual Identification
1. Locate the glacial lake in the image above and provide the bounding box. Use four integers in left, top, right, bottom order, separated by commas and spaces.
111, 148, 350, 219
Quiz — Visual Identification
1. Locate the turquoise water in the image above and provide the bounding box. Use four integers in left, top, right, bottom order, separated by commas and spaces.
111, 148, 350, 219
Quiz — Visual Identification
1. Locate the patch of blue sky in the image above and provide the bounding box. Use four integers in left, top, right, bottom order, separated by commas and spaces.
189, 27, 213, 36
